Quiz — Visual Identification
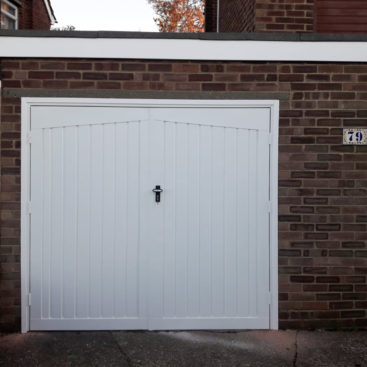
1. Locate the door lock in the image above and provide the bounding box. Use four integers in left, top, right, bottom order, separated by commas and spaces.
152, 185, 163, 203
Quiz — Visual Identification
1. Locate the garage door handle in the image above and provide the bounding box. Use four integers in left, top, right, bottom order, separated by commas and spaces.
152, 185, 163, 203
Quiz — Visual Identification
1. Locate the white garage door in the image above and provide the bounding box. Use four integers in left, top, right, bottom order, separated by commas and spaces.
25, 99, 277, 331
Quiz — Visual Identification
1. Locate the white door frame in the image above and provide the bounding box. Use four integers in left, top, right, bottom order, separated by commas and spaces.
21, 98, 279, 333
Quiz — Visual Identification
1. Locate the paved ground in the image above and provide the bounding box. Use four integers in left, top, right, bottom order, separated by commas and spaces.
0, 330, 366, 367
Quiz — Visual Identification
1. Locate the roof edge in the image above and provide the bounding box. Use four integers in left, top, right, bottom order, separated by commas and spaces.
43, 0, 57, 25
1, 30, 367, 42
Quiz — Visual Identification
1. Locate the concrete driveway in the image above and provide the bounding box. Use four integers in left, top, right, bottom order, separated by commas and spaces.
0, 330, 366, 367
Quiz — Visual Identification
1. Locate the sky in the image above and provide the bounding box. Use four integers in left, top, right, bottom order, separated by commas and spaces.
51, 0, 158, 32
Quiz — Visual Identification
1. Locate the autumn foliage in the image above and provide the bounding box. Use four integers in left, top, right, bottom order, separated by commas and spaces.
148, 0, 205, 32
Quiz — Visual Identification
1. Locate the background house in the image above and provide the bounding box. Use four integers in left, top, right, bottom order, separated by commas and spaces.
0, 0, 56, 30
205, 0, 367, 33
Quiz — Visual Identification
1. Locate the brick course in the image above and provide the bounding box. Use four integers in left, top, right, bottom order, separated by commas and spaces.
1, 58, 367, 331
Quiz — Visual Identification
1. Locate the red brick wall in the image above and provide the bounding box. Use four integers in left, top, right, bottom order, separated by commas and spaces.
18, 0, 51, 30
315, 0, 367, 34
255, 0, 315, 32
18, 0, 33, 29
32, 0, 51, 30
1, 58, 367, 331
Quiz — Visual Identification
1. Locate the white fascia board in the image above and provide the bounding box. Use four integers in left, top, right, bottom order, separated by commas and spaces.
1, 36, 367, 62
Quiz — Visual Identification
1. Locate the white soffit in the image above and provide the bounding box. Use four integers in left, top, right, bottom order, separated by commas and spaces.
0, 37, 367, 62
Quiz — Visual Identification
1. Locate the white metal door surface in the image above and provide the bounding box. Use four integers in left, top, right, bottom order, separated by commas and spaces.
26, 100, 276, 331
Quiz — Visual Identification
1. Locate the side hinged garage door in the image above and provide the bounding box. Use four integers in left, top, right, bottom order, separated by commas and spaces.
22, 99, 278, 331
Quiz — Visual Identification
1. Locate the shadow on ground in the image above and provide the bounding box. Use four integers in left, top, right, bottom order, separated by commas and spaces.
0, 330, 366, 366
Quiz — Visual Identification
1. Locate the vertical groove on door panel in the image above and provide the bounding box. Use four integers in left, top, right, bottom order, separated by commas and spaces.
113, 124, 117, 318
50, 128, 63, 319
74, 127, 79, 319
237, 129, 249, 317
127, 122, 140, 317
222, 129, 226, 316
89, 125, 103, 318
197, 125, 201, 317
257, 130, 270, 318
175, 123, 188, 317
61, 129, 64, 320
209, 127, 213, 316
88, 126, 92, 318
248, 130, 257, 317
224, 128, 237, 316
235, 128, 240, 318
211, 127, 225, 316
187, 124, 200, 317
124, 123, 128, 317
77, 125, 91, 318
140, 120, 153, 322
102, 124, 115, 318
163, 122, 176, 317
42, 129, 51, 319
173, 123, 178, 317
199, 125, 212, 316
186, 125, 190, 317
62, 126, 77, 319
30, 129, 43, 322
162, 122, 166, 317
137, 121, 144, 320
100, 126, 104, 318
114, 123, 127, 317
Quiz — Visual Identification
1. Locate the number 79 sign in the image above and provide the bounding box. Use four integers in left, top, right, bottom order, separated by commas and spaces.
343, 129, 367, 145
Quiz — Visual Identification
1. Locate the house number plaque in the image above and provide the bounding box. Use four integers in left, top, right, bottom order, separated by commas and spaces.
343, 128, 367, 145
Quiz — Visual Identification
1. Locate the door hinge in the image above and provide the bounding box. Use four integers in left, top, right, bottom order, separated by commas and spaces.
267, 201, 272, 213
28, 294, 32, 307
268, 134, 272, 145
26, 132, 32, 144
268, 292, 272, 305
26, 201, 31, 215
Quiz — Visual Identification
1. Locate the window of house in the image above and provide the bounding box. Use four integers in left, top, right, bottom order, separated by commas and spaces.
0, 0, 18, 30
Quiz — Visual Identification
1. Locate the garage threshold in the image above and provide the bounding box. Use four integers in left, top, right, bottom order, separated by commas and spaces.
1, 330, 367, 367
